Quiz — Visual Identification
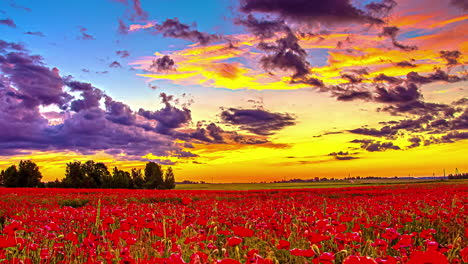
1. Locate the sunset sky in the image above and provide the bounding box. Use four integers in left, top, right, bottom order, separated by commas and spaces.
0, 0, 466, 182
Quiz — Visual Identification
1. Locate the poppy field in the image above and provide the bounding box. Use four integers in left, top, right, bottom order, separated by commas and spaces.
0, 183, 466, 264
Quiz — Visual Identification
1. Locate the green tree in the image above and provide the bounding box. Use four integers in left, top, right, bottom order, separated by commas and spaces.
131, 168, 144, 189
112, 167, 131, 189
63, 161, 85, 188
82, 161, 110, 188
144, 162, 163, 189
17, 160, 42, 187
163, 167, 176, 189
3, 165, 19, 187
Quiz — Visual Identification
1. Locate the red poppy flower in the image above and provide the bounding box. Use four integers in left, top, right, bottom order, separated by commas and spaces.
407, 250, 448, 264
460, 247, 468, 263
227, 236, 243, 247
276, 239, 290, 250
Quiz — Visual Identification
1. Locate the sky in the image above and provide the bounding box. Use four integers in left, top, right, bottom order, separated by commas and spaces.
0, 0, 467, 183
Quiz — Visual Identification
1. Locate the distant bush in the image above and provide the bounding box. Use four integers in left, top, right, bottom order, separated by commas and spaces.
58, 199, 89, 208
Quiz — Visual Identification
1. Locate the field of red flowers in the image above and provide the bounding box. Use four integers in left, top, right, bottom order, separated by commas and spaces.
0, 183, 466, 264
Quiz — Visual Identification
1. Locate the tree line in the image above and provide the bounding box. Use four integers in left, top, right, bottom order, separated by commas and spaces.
0, 160, 175, 189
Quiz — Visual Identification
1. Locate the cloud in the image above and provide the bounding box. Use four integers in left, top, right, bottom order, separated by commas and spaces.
9, 2, 31, 12
118, 19, 129, 34
374, 83, 421, 103
395, 61, 416, 68
149, 55, 175, 72
0, 40, 25, 52
380, 26, 417, 51
374, 73, 402, 84
114, 0, 149, 21
328, 151, 359, 160
24, 31, 45, 37
450, 0, 468, 11
79, 27, 95, 40
154, 18, 222, 45
220, 107, 296, 136
239, 0, 388, 25
129, 0, 148, 21
116, 50, 130, 58
408, 137, 421, 148
258, 31, 310, 79
349, 126, 397, 137
138, 93, 192, 135
334, 155, 359, 160
0, 18, 16, 28
336, 90, 372, 101
109, 61, 122, 68
0, 43, 198, 159
0, 52, 70, 108
235, 14, 287, 39
350, 139, 400, 152
440, 50, 462, 65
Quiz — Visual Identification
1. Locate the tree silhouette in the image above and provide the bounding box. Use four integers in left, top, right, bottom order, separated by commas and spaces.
63, 162, 85, 188
17, 160, 42, 187
144, 162, 164, 189
112, 167, 131, 188
2, 165, 19, 187
131, 168, 144, 189
163, 167, 176, 189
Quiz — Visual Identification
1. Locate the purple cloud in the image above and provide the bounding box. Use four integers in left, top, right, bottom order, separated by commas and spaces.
0, 18, 16, 28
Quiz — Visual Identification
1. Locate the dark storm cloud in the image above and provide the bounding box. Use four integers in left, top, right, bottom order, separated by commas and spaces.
450, 0, 468, 11
109, 61, 122, 68
116, 50, 130, 58
155, 18, 222, 45
239, 0, 387, 25
258, 32, 310, 79
24, 31, 45, 37
440, 50, 462, 66
220, 107, 296, 136
149, 55, 175, 72
0, 18, 16, 28
380, 26, 417, 51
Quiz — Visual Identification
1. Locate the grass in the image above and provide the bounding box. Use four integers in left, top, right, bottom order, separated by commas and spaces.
175, 178, 466, 190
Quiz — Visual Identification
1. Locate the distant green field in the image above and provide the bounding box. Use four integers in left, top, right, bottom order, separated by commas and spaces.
175, 179, 466, 190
